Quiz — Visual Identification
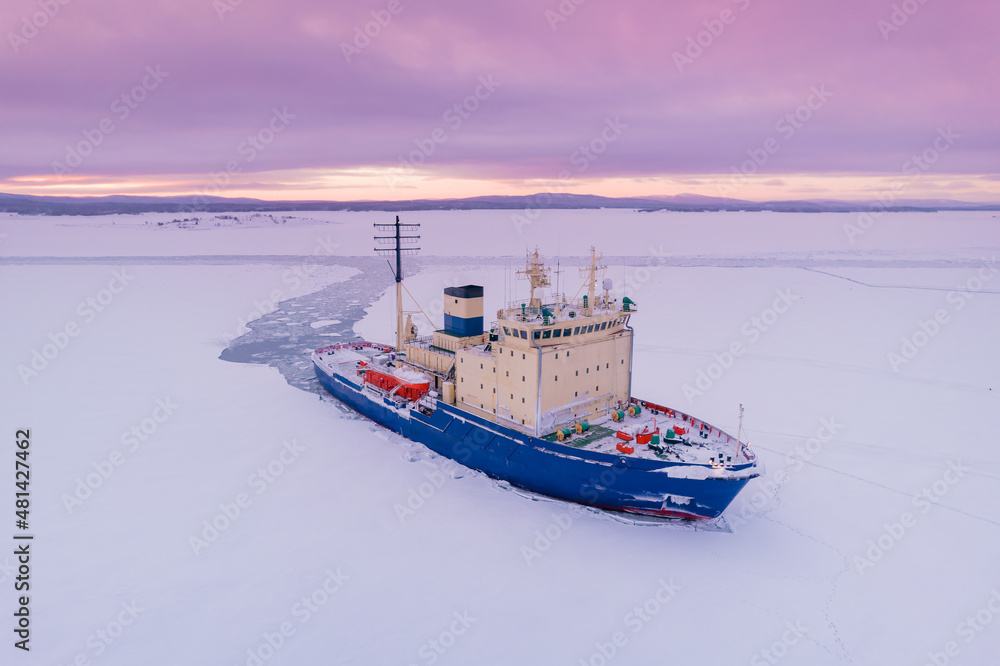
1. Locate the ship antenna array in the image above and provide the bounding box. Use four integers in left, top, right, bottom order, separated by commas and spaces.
374, 215, 421, 351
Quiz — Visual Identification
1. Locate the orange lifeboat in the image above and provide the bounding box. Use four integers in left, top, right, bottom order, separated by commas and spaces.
362, 365, 430, 400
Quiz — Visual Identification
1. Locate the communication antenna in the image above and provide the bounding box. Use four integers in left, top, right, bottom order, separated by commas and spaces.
374, 215, 420, 351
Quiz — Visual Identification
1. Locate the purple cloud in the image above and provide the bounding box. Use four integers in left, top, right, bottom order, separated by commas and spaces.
1, 0, 997, 196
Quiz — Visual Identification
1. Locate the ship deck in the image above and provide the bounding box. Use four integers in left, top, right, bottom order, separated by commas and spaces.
313, 343, 753, 468
540, 408, 748, 466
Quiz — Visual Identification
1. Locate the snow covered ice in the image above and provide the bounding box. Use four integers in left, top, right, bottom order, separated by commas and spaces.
1, 209, 998, 665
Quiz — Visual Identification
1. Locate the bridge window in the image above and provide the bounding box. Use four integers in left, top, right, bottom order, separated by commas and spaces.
533, 330, 540, 340
564, 328, 572, 336
542, 330, 551, 339
520, 330, 528, 339
600, 322, 607, 330
553, 329, 562, 338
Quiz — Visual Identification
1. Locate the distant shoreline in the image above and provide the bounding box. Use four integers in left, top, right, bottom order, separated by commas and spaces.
3, 192, 1000, 217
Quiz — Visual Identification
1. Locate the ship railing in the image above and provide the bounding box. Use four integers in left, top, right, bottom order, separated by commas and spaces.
462, 345, 494, 359
399, 355, 451, 380
501, 299, 625, 322
315, 341, 395, 355
404, 337, 452, 355
632, 398, 754, 465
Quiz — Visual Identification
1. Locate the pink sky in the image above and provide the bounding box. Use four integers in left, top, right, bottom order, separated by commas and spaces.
2, 0, 998, 201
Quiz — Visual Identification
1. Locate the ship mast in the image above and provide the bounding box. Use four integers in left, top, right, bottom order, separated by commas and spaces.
374, 216, 420, 351
579, 246, 606, 315
517, 247, 550, 312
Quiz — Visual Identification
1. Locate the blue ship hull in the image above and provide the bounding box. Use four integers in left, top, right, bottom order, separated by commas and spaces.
315, 363, 755, 519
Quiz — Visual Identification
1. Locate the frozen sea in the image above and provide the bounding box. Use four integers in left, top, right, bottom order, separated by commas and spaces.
1, 209, 998, 665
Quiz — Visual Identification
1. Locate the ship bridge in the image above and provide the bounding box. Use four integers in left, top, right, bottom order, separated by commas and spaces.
444, 247, 636, 437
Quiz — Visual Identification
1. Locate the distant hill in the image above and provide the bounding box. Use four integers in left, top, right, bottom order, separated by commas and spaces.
1, 191, 998, 216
